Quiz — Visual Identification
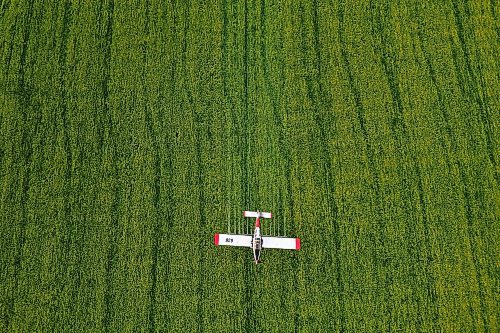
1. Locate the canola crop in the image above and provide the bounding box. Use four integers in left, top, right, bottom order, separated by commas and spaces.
0, 0, 498, 332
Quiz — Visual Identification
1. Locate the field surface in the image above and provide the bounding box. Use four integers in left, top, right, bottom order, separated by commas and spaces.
1, 0, 498, 332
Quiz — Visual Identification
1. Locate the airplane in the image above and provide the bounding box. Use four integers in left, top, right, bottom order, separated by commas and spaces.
214, 211, 300, 264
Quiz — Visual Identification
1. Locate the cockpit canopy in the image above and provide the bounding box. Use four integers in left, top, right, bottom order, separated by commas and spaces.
253, 237, 262, 248
253, 237, 262, 262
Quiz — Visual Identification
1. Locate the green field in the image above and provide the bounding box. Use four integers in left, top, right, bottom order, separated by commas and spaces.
1, 0, 498, 332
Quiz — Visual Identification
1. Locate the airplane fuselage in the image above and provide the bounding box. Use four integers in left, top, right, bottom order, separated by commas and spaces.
252, 217, 263, 264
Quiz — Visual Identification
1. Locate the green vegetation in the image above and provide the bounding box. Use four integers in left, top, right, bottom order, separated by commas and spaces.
1, 0, 498, 332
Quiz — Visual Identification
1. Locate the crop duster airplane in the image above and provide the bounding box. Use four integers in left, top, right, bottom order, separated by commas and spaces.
214, 211, 301, 264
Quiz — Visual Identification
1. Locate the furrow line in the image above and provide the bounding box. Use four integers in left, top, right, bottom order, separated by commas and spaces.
141, 1, 162, 332
258, 0, 285, 237
417, 7, 489, 330
371, 5, 440, 330
450, 0, 497, 184
194, 114, 205, 333
338, 3, 380, 198
242, 1, 253, 331
3, 1, 34, 331
100, 1, 116, 332
58, 0, 73, 266
179, 4, 206, 330
301, 2, 345, 331
242, 0, 250, 209
221, 0, 235, 234
338, 5, 385, 323
490, 0, 500, 39
144, 54, 161, 333
2, 16, 17, 79
56, 0, 84, 325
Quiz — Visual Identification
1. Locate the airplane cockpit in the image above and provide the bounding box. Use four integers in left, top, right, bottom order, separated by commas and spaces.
253, 237, 262, 249
253, 237, 262, 262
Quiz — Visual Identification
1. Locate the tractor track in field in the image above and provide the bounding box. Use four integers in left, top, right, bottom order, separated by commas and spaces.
411, 9, 458, 332
155, 40, 176, 325
450, 0, 497, 186
416, 5, 490, 331
3, 0, 35, 331
491, 0, 500, 39
58, 0, 73, 234
192, 86, 206, 333
370, 4, 439, 331
489, 0, 500, 39
195, 134, 206, 333
53, 0, 86, 326
309, 4, 344, 330
259, 0, 287, 238
179, 3, 206, 329
243, 0, 250, 210
242, 0, 254, 331
257, 0, 278, 232
221, 0, 241, 235
337, 3, 381, 202
221, 0, 229, 101
191, 103, 206, 333
259, 2, 300, 327
298, 2, 345, 331
338, 4, 387, 326
140, 1, 162, 332
2, 15, 17, 79
221, 0, 240, 236
259, 0, 291, 235
98, 1, 117, 332
453, 1, 497, 183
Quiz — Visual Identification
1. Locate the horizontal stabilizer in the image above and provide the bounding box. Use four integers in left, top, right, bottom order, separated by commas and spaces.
243, 211, 272, 219
214, 234, 252, 247
262, 236, 300, 250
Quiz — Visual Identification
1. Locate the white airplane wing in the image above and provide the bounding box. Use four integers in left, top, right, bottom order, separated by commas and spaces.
243, 211, 272, 218
262, 236, 301, 250
214, 233, 252, 247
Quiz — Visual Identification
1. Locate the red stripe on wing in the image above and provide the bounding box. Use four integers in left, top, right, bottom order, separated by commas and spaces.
296, 238, 301, 250
214, 233, 219, 245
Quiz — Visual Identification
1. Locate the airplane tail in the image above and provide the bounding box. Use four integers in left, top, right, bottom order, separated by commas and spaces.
243, 211, 272, 219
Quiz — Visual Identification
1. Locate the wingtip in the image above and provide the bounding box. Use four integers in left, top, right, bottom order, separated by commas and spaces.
214, 233, 219, 245
296, 238, 301, 250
